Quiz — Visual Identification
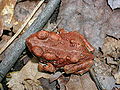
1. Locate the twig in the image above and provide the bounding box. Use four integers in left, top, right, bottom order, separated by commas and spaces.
0, 0, 45, 54
51, 18, 63, 31
89, 68, 104, 90
49, 72, 65, 82
0, 0, 61, 82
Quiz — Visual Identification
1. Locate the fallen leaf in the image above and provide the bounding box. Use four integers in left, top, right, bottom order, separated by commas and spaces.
0, 35, 11, 49
93, 36, 120, 89
11, 0, 46, 33
102, 36, 120, 58
108, 0, 120, 9
58, 75, 70, 90
7, 57, 51, 90
65, 74, 98, 90
102, 36, 120, 75
114, 72, 120, 84
0, 0, 17, 30
22, 79, 43, 90
38, 77, 57, 90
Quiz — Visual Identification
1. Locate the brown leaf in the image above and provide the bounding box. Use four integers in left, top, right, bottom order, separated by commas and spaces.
65, 74, 98, 90
102, 36, 120, 57
58, 75, 70, 90
11, 0, 46, 33
0, 35, 11, 49
7, 58, 51, 90
114, 72, 120, 84
93, 36, 120, 89
38, 77, 57, 90
0, 0, 16, 30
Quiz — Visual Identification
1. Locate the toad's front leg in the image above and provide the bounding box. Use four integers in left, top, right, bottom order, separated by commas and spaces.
38, 63, 56, 73
79, 34, 95, 52
64, 59, 94, 74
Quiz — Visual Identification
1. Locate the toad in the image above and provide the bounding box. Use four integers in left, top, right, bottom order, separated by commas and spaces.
26, 29, 94, 74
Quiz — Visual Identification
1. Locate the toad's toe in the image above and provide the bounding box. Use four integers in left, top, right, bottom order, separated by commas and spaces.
64, 59, 94, 74
38, 63, 56, 72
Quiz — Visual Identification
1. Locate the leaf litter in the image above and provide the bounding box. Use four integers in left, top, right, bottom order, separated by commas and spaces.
93, 36, 120, 89
0, 0, 120, 90
7, 57, 51, 90
0, 0, 16, 50
57, 0, 120, 89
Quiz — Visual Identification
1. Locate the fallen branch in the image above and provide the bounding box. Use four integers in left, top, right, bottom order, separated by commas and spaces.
0, 0, 45, 54
89, 68, 104, 90
0, 0, 61, 82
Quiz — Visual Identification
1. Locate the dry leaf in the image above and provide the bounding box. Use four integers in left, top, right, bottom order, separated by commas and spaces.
114, 72, 120, 84
7, 58, 51, 90
102, 36, 120, 58
102, 36, 120, 73
0, 35, 11, 49
58, 75, 70, 90
38, 77, 57, 90
0, 0, 17, 30
108, 0, 120, 9
11, 1, 46, 33
93, 36, 120, 89
65, 74, 98, 90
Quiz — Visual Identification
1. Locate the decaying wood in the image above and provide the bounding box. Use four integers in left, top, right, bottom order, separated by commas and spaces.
0, 0, 61, 82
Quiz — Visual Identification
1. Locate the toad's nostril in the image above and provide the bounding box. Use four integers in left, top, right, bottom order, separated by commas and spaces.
37, 30, 49, 40
32, 46, 43, 57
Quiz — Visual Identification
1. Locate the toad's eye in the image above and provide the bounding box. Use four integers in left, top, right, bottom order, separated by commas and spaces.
37, 31, 49, 40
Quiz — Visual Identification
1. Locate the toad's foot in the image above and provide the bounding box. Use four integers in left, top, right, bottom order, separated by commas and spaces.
64, 59, 94, 74
38, 63, 56, 72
